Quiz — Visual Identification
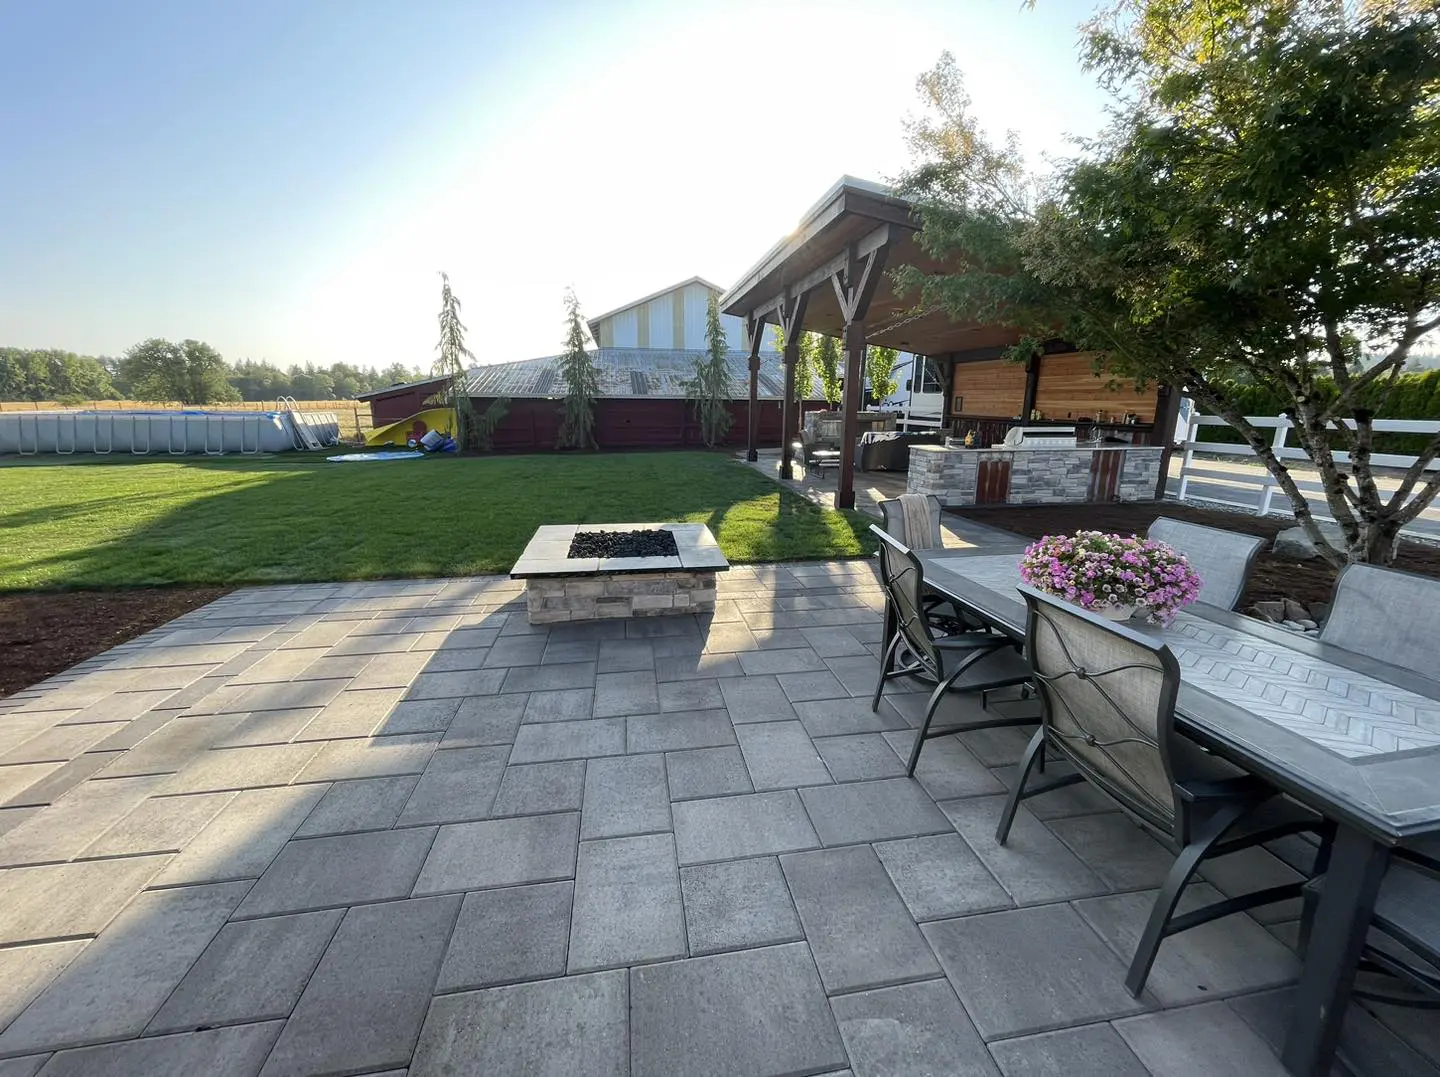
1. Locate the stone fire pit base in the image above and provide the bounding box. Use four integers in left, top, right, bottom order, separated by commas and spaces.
525, 570, 718, 624
510, 523, 729, 625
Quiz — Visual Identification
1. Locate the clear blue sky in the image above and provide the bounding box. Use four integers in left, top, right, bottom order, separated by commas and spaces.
0, 0, 1107, 369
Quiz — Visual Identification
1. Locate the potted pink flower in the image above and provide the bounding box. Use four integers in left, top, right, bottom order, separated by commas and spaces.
1018, 531, 1203, 624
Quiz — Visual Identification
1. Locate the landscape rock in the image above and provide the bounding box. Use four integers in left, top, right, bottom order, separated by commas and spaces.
1252, 601, 1287, 623
1271, 523, 1345, 562
1282, 597, 1310, 623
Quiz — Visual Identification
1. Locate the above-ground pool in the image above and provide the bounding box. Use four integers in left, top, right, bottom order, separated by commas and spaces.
0, 408, 340, 456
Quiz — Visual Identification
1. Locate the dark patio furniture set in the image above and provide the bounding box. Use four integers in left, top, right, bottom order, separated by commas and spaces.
871, 498, 1440, 1076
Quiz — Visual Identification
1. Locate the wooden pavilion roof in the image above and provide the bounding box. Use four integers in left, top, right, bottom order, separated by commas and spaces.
718, 176, 1021, 357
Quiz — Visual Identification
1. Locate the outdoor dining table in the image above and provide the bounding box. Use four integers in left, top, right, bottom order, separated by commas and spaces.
916, 545, 1440, 1077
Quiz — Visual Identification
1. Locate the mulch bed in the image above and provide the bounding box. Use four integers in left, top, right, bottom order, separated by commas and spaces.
0, 588, 229, 699
949, 502, 1440, 610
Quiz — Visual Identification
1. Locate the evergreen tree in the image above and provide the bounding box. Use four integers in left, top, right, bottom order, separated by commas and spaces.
686, 295, 734, 447
434, 272, 478, 450
557, 288, 599, 449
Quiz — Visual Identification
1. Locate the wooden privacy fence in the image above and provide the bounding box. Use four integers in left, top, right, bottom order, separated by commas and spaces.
1174, 411, 1440, 533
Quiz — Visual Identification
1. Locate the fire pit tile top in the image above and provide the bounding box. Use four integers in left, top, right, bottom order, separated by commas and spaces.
510, 523, 728, 578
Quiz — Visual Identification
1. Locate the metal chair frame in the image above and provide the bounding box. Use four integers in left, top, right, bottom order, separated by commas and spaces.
869, 527, 1033, 776
997, 584, 1329, 997
1301, 840, 1440, 1009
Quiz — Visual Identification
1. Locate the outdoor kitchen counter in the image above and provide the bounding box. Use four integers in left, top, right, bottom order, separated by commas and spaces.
907, 443, 1164, 506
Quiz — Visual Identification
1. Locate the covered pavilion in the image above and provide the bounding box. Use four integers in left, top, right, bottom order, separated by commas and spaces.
720, 177, 1180, 509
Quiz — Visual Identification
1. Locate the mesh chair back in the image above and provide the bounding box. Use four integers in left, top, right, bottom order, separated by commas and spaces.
1146, 517, 1264, 610
1020, 584, 1184, 835
871, 526, 941, 673
1321, 564, 1440, 677
879, 495, 944, 551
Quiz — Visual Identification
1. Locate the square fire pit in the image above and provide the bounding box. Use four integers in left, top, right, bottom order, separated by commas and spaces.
510, 523, 729, 624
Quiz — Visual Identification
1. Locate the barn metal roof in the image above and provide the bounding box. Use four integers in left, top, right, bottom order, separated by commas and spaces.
457, 348, 812, 400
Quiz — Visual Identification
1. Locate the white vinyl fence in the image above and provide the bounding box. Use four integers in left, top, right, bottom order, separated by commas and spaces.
1173, 411, 1440, 535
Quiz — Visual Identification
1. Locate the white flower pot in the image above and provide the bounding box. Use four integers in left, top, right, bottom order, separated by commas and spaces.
1096, 603, 1137, 621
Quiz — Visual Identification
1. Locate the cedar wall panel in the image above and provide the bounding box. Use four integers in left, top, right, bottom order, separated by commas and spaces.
1033, 353, 1155, 423
951, 360, 1027, 417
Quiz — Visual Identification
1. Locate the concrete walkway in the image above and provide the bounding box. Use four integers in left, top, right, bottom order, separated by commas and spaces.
0, 570, 1434, 1075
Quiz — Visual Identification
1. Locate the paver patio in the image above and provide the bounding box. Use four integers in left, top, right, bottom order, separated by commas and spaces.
0, 563, 1437, 1075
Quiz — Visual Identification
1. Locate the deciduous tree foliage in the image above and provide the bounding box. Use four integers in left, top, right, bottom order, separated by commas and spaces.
897, 3, 1440, 565
0, 349, 117, 402
866, 346, 901, 404
557, 288, 599, 450
687, 294, 734, 447
119, 339, 239, 405
815, 334, 843, 406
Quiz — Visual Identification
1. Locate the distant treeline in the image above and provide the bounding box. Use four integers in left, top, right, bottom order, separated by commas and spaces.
0, 345, 427, 405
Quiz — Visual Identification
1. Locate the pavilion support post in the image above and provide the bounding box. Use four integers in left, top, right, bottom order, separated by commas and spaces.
745, 315, 763, 462
837, 321, 867, 509
775, 293, 808, 481
780, 339, 799, 479
1152, 383, 1183, 500
830, 241, 890, 511
1021, 355, 1041, 423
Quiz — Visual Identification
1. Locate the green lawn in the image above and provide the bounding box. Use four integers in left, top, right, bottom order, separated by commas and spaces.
0, 452, 877, 591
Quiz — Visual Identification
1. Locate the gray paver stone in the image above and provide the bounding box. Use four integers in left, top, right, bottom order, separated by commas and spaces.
568, 832, 686, 973
235, 826, 436, 917
679, 856, 802, 956
664, 746, 752, 800
580, 753, 671, 839
831, 978, 999, 1077
412, 970, 628, 1077
396, 744, 508, 825
922, 903, 1150, 1039
148, 909, 344, 1033
781, 845, 941, 994
672, 790, 819, 864
33, 1021, 283, 1077
0, 881, 249, 1054
259, 894, 460, 1077
491, 760, 586, 816
436, 881, 573, 991
799, 777, 951, 846
414, 811, 580, 893
294, 775, 419, 838
629, 942, 846, 1077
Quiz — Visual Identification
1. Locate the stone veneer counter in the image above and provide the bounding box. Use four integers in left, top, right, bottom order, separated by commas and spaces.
511, 523, 728, 624
907, 444, 1164, 506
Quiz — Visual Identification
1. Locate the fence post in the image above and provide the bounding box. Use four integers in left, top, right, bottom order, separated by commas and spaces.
1257, 413, 1288, 516
1176, 409, 1200, 501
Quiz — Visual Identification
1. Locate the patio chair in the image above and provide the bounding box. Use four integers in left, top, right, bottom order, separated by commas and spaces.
879, 494, 982, 636
996, 584, 1330, 997
1146, 517, 1265, 610
1300, 838, 1440, 1009
1319, 563, 1440, 676
869, 527, 1033, 775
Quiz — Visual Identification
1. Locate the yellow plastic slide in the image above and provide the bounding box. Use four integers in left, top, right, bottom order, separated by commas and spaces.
364, 408, 456, 448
